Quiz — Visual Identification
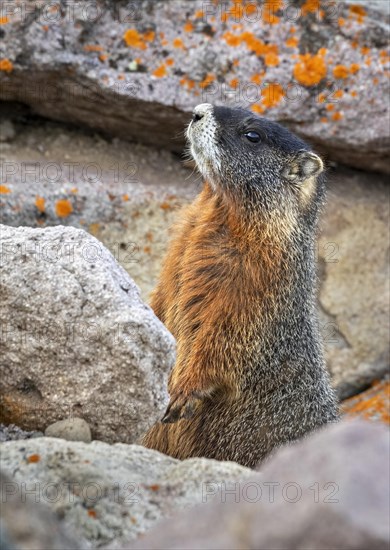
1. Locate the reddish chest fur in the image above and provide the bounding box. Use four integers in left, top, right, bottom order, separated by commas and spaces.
151, 183, 287, 397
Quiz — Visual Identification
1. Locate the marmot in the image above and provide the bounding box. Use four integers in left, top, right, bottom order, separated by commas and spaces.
142, 103, 338, 468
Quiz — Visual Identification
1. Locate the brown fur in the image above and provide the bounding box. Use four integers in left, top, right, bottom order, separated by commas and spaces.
142, 183, 294, 460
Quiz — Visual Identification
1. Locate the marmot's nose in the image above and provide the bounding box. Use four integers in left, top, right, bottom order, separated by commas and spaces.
192, 103, 213, 122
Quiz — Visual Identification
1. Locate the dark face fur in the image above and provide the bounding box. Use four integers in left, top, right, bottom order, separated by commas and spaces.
187, 103, 325, 228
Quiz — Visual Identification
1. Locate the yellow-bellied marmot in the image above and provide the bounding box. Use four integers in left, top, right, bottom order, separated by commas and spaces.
142, 103, 338, 468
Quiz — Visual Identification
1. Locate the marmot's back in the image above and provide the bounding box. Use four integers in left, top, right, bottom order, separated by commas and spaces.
142, 104, 338, 468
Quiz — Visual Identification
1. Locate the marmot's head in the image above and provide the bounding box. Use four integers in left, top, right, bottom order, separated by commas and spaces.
187, 103, 325, 227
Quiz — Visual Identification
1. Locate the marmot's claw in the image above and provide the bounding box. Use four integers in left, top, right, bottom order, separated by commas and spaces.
161, 392, 204, 423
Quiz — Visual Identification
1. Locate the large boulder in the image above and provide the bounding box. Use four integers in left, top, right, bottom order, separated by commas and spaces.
128, 420, 390, 550
0, 224, 175, 443
0, 0, 388, 172
318, 168, 389, 399
0, 437, 251, 548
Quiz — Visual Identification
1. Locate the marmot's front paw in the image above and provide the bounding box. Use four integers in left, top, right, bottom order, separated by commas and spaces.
161, 391, 207, 423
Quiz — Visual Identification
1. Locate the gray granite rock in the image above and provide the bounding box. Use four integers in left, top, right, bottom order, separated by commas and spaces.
0, 225, 175, 443
0, 437, 251, 548
45, 417, 92, 442
0, 0, 388, 172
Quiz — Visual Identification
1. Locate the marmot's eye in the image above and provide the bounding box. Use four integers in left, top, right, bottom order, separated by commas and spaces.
245, 131, 261, 143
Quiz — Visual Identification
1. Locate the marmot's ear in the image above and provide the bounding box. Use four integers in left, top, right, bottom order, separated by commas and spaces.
282, 151, 324, 183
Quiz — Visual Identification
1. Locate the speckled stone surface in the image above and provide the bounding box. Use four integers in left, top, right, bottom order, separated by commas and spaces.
0, 0, 389, 172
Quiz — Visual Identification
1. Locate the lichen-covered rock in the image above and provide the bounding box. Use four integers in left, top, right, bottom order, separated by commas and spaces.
0, 225, 175, 443
128, 420, 390, 550
0, 0, 388, 172
0, 437, 251, 548
341, 378, 390, 424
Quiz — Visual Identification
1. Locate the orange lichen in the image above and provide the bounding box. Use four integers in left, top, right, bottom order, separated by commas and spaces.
223, 31, 279, 66
365, 57, 372, 66
123, 29, 146, 49
143, 246, 151, 254
152, 64, 167, 78
230, 78, 239, 88
180, 77, 195, 90
262, 83, 284, 108
349, 63, 360, 74
317, 92, 326, 103
223, 31, 242, 47
199, 73, 215, 89
99, 54, 108, 62
342, 380, 390, 425
83, 44, 103, 52
361, 46, 370, 55
251, 103, 265, 115
166, 58, 174, 67
148, 484, 160, 491
195, 10, 204, 18
293, 50, 327, 86
338, 17, 345, 26
0, 185, 11, 194
333, 65, 349, 78
320, 117, 328, 123
173, 38, 185, 49
302, 0, 320, 15
70, 187, 78, 194
88, 509, 97, 518
326, 104, 335, 111
350, 90, 358, 97
262, 0, 283, 24
251, 72, 265, 85
143, 30, 155, 42
0, 58, 13, 72
55, 199, 73, 218
264, 52, 279, 67
332, 112, 343, 121
184, 22, 194, 32
286, 37, 299, 48
373, 77, 379, 85
122, 194, 129, 201
35, 196, 45, 213
349, 4, 366, 24
27, 454, 41, 463
160, 201, 173, 210
333, 89, 344, 99
221, 1, 245, 22
0, 16, 9, 24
